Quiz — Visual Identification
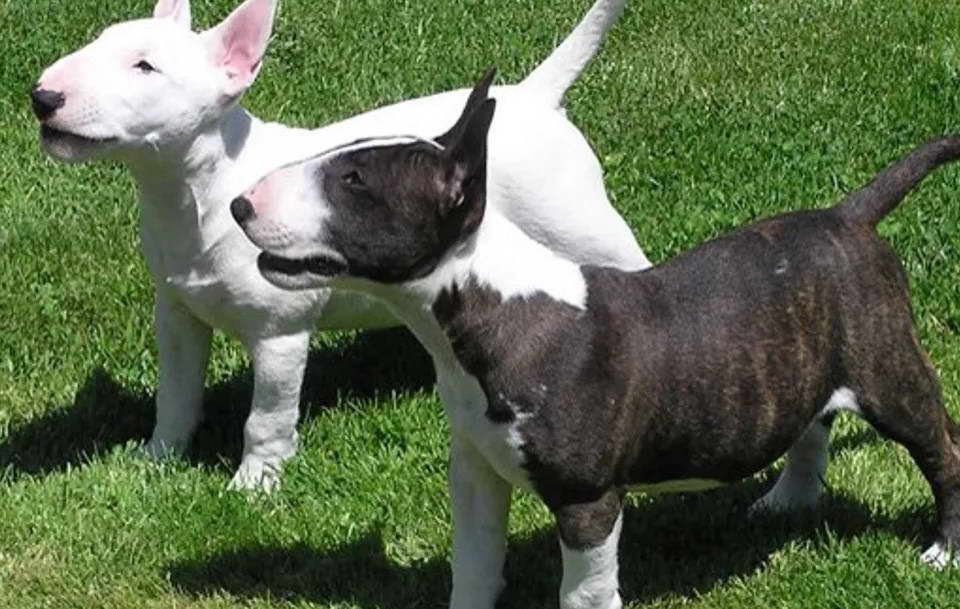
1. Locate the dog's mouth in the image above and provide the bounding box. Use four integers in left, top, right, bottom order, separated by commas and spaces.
257, 251, 347, 291
40, 124, 117, 146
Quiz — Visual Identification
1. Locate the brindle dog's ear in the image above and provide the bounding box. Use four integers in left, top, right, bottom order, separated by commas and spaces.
436, 93, 496, 243
435, 67, 497, 149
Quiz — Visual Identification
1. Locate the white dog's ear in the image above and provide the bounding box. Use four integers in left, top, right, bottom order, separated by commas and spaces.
202, 0, 278, 98
153, 0, 192, 29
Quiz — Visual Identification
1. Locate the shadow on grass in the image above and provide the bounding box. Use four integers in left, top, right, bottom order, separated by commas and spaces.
166, 483, 935, 608
0, 328, 434, 479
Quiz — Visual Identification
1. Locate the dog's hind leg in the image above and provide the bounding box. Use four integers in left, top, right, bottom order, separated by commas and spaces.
554, 489, 624, 609
448, 434, 512, 609
750, 415, 834, 514
229, 331, 310, 492
854, 343, 960, 568
143, 293, 213, 459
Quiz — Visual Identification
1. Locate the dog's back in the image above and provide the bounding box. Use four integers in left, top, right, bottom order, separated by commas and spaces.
451, 137, 960, 509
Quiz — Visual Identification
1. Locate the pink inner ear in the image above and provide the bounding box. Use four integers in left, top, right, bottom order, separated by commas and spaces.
216, 0, 274, 80
153, 0, 190, 28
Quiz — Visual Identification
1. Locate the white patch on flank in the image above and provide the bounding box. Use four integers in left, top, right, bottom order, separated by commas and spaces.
820, 386, 862, 417
559, 511, 623, 609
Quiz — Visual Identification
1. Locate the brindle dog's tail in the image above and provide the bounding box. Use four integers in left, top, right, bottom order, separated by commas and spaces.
836, 136, 960, 227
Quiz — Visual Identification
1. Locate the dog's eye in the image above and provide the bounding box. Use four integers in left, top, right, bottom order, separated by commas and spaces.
342, 170, 366, 189
134, 59, 158, 73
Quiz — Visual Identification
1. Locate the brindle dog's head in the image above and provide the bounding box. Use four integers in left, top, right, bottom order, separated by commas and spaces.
232, 70, 497, 290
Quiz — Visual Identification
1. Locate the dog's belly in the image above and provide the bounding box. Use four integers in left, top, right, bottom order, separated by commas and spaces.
627, 478, 726, 495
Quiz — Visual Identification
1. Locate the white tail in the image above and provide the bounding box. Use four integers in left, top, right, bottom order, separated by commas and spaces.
520, 0, 628, 109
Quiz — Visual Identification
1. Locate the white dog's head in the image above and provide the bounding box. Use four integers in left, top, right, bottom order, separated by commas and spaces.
32, 0, 276, 163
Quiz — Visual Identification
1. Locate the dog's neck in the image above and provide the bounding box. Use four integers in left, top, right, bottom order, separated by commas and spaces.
421, 209, 588, 308
121, 105, 343, 280
357, 209, 588, 371
126, 107, 301, 227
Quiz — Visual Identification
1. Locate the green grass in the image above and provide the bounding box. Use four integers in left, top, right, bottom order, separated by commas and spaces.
3, 0, 960, 607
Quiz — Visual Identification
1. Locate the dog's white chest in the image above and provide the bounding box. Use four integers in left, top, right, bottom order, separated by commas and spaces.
437, 365, 532, 490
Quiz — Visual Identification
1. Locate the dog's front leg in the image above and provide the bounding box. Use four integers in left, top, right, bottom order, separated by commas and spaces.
229, 331, 310, 492
555, 490, 624, 609
144, 292, 213, 458
448, 434, 512, 609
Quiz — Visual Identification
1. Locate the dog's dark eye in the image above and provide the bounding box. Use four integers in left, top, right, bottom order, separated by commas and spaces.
134, 59, 158, 73
342, 170, 366, 189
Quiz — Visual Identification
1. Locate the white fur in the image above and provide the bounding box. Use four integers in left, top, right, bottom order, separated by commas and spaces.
448, 434, 513, 609
397, 210, 589, 311
559, 512, 623, 609
921, 540, 960, 569
820, 386, 862, 417
36, 0, 648, 490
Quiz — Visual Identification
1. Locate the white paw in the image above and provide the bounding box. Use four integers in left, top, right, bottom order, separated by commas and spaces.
559, 592, 622, 609
921, 541, 960, 569
228, 456, 282, 493
749, 483, 821, 516
140, 436, 188, 460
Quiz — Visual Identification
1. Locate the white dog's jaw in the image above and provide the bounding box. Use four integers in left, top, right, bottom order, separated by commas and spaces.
39, 125, 119, 163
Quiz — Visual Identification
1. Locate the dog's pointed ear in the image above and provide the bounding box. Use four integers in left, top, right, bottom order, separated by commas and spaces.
435, 68, 497, 150
153, 0, 192, 29
436, 80, 496, 239
202, 0, 277, 98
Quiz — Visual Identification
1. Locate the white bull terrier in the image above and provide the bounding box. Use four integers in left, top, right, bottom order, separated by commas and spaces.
32, 0, 650, 490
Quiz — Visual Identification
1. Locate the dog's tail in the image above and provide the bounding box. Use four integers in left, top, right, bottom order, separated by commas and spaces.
836, 136, 960, 228
519, 0, 627, 109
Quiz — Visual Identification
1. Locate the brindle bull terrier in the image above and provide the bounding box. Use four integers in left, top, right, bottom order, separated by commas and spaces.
232, 72, 960, 608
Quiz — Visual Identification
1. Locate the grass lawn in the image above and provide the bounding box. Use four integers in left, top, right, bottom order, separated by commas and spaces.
3, 0, 960, 607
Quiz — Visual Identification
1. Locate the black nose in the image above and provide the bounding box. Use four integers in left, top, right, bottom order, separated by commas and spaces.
31, 88, 65, 121
231, 196, 256, 225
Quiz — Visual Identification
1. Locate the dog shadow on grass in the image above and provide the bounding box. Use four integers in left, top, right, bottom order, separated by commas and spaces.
166, 482, 934, 608
0, 327, 434, 480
